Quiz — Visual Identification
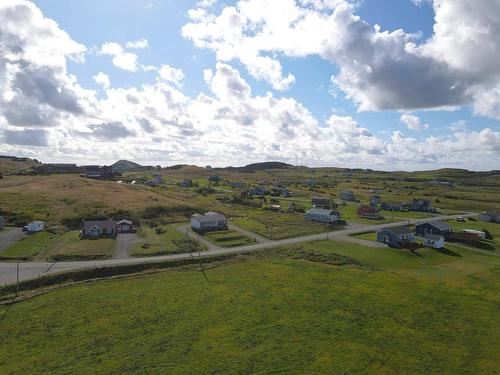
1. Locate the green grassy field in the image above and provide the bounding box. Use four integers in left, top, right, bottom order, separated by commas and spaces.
0, 239, 499, 374
131, 223, 191, 256
351, 231, 377, 241
37, 231, 116, 260
232, 210, 329, 239
203, 229, 255, 247
0, 231, 59, 259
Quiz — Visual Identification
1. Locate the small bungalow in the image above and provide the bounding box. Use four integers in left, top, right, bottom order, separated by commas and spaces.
423, 234, 445, 249
281, 189, 293, 198
26, 221, 45, 233
357, 205, 382, 220
117, 219, 135, 233
81, 220, 117, 238
376, 226, 415, 245
180, 179, 193, 188
304, 208, 340, 224
340, 191, 355, 201
248, 186, 267, 196
381, 202, 404, 211
191, 212, 228, 232
412, 198, 433, 212
144, 174, 162, 187
415, 221, 452, 237
479, 212, 500, 223
208, 175, 222, 183
0, 216, 5, 230
312, 197, 332, 209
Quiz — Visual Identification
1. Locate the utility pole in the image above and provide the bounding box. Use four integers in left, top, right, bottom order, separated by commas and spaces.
16, 261, 19, 294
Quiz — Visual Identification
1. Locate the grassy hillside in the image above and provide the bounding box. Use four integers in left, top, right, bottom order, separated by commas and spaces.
0, 155, 39, 174
0, 241, 499, 374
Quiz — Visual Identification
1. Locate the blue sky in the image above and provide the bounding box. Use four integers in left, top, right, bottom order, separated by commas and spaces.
1, 0, 499, 169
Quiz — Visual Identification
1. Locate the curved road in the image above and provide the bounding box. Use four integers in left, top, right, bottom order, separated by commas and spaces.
0, 214, 478, 286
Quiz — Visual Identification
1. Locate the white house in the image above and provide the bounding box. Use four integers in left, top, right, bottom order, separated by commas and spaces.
191, 212, 228, 232
26, 221, 44, 233
304, 208, 340, 224
423, 234, 445, 249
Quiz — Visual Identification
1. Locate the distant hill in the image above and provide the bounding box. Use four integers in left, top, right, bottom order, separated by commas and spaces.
0, 155, 40, 174
111, 160, 143, 172
225, 161, 294, 172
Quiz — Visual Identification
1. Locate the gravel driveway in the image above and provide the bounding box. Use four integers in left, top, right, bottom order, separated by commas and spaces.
0, 227, 26, 253
113, 233, 140, 259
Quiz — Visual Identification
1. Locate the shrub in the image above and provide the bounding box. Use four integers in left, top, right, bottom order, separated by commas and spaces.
483, 229, 493, 240
155, 227, 165, 235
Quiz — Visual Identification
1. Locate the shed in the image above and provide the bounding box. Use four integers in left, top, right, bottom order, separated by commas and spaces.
27, 221, 45, 233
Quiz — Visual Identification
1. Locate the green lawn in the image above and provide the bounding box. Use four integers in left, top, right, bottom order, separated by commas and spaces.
39, 231, 116, 260
0, 231, 59, 259
0, 239, 499, 374
131, 223, 202, 256
203, 229, 255, 247
351, 231, 377, 241
232, 210, 329, 240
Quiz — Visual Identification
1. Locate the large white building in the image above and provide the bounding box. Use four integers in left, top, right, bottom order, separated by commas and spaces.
191, 212, 228, 232
304, 208, 340, 224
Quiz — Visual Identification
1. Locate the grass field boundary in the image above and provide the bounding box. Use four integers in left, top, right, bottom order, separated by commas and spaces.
0, 253, 240, 298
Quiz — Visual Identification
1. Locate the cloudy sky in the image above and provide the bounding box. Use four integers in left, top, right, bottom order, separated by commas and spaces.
1, 0, 499, 170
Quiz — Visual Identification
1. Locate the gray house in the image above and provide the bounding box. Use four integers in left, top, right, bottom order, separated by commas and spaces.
415, 221, 452, 237
0, 216, 5, 230
412, 199, 433, 212
304, 208, 340, 224
81, 220, 117, 238
180, 179, 193, 188
376, 226, 415, 245
479, 212, 500, 223
340, 191, 355, 201
381, 202, 404, 211
312, 197, 332, 208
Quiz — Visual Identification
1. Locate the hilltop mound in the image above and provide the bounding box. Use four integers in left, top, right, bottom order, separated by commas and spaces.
111, 160, 143, 171
228, 161, 294, 172
0, 155, 40, 174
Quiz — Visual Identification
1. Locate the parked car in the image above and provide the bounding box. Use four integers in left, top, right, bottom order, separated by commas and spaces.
456, 216, 466, 222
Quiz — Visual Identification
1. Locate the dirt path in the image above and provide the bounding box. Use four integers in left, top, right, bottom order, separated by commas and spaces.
113, 233, 140, 259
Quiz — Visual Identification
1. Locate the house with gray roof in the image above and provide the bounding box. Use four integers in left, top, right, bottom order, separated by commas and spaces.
479, 212, 500, 223
423, 234, 445, 249
415, 221, 452, 237
0, 216, 5, 230
81, 220, 117, 238
191, 212, 228, 232
376, 226, 415, 245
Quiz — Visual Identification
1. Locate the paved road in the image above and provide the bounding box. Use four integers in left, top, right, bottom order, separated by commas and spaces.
0, 227, 26, 253
0, 214, 480, 286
